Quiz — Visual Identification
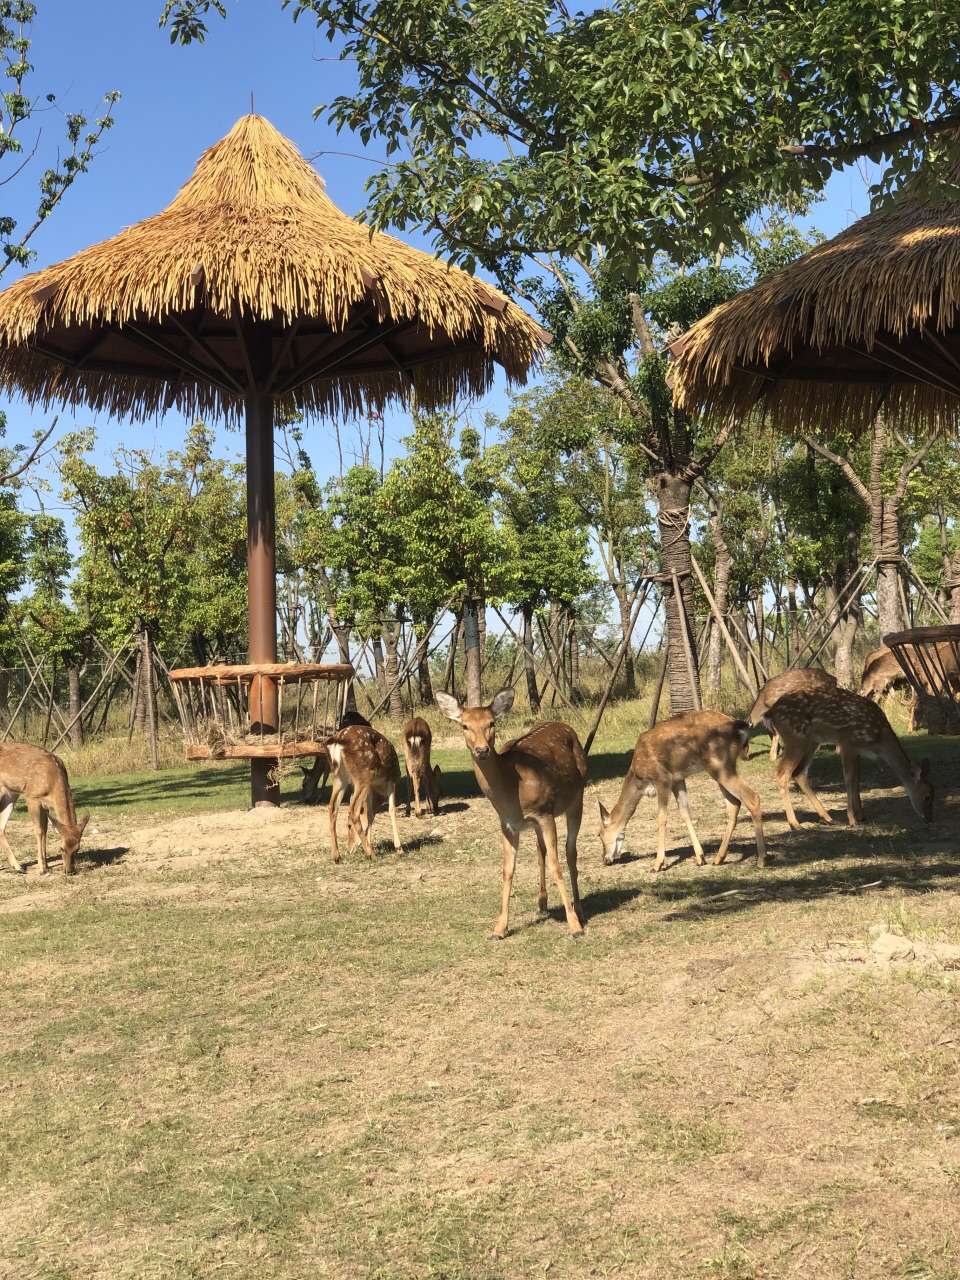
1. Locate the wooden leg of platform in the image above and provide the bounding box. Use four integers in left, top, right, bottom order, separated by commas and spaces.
251, 757, 280, 808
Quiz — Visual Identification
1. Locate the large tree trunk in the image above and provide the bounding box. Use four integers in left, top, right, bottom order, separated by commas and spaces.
329, 619, 357, 712
872, 495, 905, 639
463, 596, 482, 707
381, 620, 404, 719
948, 547, 960, 624
567, 607, 583, 705
413, 618, 435, 706
520, 601, 540, 712
613, 583, 637, 698
656, 470, 701, 713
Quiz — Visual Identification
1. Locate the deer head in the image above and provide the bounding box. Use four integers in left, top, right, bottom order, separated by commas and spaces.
436, 688, 515, 760
52, 812, 89, 876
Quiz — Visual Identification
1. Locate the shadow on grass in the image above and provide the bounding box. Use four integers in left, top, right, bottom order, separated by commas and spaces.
82, 844, 130, 869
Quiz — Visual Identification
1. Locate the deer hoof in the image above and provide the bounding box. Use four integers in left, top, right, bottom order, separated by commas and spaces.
489, 932, 506, 942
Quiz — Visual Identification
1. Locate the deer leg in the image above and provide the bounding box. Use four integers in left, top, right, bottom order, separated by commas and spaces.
769, 732, 780, 762
654, 785, 671, 871
716, 778, 767, 868
0, 798, 24, 873
491, 826, 520, 940
564, 791, 585, 925
328, 775, 347, 863
386, 786, 404, 855
672, 781, 706, 865
405, 768, 412, 819
791, 748, 834, 825
841, 747, 865, 825
775, 742, 818, 829
534, 829, 548, 917
539, 813, 584, 936
28, 801, 49, 875
350, 789, 377, 860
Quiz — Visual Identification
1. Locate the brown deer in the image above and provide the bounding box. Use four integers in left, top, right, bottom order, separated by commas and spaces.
301, 710, 371, 805
859, 645, 912, 702
401, 716, 442, 817
436, 687, 587, 940
763, 685, 934, 829
748, 668, 837, 760
0, 743, 90, 875
326, 723, 404, 862
859, 643, 960, 731
597, 710, 767, 871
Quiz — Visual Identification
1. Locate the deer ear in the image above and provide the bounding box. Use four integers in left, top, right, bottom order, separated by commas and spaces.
77, 813, 90, 836
435, 692, 462, 722
490, 687, 515, 718
597, 799, 611, 826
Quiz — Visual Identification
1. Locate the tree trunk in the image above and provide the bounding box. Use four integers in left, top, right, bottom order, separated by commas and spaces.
705, 501, 733, 694
381, 620, 404, 719
656, 470, 701, 713
142, 628, 159, 770
413, 618, 435, 706
948, 547, 960, 624
442, 612, 461, 696
614, 585, 637, 697
68, 666, 83, 748
371, 633, 386, 699
463, 596, 482, 707
521, 601, 540, 712
567, 608, 583, 705
872, 494, 904, 638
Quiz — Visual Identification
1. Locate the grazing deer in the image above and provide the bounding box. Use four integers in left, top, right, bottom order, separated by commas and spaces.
402, 716, 443, 818
859, 645, 911, 702
301, 710, 371, 805
326, 723, 404, 862
763, 685, 934, 828
859, 643, 960, 731
0, 743, 89, 875
436, 687, 587, 940
597, 710, 767, 872
748, 668, 837, 760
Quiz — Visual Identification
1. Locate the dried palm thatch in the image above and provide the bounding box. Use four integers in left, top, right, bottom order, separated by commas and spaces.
672, 156, 960, 435
0, 114, 545, 421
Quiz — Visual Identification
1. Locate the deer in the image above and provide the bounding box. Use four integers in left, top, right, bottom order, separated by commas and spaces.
747, 668, 837, 760
301, 709, 371, 805
436, 687, 587, 940
597, 710, 767, 872
0, 742, 90, 875
859, 645, 912, 702
859, 643, 960, 731
326, 722, 404, 862
401, 716, 443, 818
762, 685, 934, 829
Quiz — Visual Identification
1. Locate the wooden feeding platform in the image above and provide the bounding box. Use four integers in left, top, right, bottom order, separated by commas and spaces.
167, 662, 356, 760
884, 625, 960, 734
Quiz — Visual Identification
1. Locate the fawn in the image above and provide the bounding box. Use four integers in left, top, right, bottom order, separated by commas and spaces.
597, 709, 767, 871
326, 723, 404, 861
401, 716, 442, 817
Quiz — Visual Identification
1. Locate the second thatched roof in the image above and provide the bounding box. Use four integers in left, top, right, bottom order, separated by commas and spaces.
672, 160, 960, 434
0, 114, 546, 422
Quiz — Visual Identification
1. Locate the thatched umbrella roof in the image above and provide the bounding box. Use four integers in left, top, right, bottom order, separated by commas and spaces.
0, 113, 545, 806
671, 163, 960, 434
0, 113, 545, 421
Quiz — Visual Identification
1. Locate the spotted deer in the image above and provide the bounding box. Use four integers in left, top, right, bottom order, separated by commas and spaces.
436, 687, 587, 940
401, 717, 442, 818
301, 710, 371, 805
326, 723, 404, 861
763, 685, 934, 828
0, 742, 90, 875
748, 668, 837, 760
597, 710, 767, 872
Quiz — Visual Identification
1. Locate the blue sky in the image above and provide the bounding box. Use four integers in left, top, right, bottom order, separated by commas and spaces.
2, 1, 876, 504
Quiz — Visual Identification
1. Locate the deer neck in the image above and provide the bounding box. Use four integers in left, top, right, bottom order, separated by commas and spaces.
470, 748, 516, 815
876, 729, 920, 793
608, 771, 648, 836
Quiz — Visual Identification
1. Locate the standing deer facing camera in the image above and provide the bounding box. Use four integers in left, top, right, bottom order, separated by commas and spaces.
0, 742, 89, 875
763, 685, 934, 828
436, 687, 587, 939
597, 710, 767, 871
401, 717, 442, 817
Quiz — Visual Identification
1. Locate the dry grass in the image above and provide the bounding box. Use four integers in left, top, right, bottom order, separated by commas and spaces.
1, 717, 959, 1280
